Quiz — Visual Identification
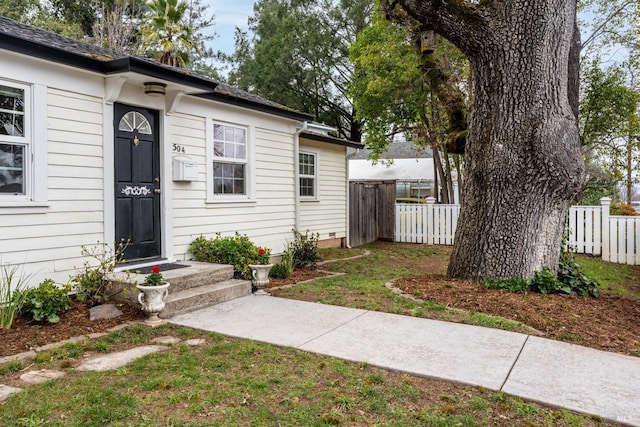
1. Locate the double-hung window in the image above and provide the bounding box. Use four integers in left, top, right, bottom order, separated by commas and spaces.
299, 151, 317, 199
0, 82, 28, 198
212, 123, 247, 196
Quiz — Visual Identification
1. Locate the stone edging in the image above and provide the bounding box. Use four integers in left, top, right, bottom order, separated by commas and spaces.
267, 250, 371, 292
0, 321, 143, 366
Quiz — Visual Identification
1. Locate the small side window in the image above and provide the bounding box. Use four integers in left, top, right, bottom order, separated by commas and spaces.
299, 151, 317, 198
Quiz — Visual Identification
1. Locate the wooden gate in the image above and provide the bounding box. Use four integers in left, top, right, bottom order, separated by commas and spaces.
349, 181, 396, 247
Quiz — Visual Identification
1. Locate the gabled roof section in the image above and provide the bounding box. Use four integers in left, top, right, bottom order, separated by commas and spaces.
348, 140, 433, 160
300, 130, 364, 149
0, 16, 313, 121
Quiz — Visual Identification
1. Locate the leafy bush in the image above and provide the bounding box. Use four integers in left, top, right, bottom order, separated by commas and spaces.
530, 267, 570, 294
290, 229, 321, 269
0, 264, 30, 329
18, 280, 72, 324
482, 246, 600, 298
609, 202, 638, 216
189, 233, 271, 280
71, 241, 127, 307
483, 276, 529, 293
270, 248, 293, 279
557, 247, 600, 297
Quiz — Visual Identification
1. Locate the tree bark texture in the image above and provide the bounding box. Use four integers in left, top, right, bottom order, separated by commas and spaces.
398, 0, 585, 280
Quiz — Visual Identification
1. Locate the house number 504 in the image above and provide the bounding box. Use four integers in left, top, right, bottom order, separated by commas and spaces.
172, 144, 186, 153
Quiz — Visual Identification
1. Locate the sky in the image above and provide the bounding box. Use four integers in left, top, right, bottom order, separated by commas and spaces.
202, 2, 630, 67
203, 0, 255, 56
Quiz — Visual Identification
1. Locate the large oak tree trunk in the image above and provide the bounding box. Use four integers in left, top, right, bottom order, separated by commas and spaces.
397, 0, 585, 280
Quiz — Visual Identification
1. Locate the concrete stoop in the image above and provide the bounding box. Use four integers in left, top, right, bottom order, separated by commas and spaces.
108, 261, 252, 319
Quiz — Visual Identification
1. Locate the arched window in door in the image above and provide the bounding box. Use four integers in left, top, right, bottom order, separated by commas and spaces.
118, 111, 152, 134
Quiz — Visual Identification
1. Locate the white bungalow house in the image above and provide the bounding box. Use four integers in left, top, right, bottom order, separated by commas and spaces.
0, 16, 362, 287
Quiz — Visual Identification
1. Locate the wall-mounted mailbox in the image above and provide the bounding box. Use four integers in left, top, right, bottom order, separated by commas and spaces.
173, 156, 199, 181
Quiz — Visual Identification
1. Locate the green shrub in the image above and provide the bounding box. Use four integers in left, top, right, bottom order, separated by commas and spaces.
557, 248, 600, 297
70, 241, 128, 307
483, 276, 529, 293
189, 233, 271, 280
482, 246, 600, 298
290, 229, 320, 269
530, 267, 570, 294
270, 248, 293, 279
18, 279, 72, 324
0, 264, 30, 329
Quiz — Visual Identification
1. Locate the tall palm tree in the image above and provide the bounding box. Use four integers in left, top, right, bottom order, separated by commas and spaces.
139, 0, 198, 67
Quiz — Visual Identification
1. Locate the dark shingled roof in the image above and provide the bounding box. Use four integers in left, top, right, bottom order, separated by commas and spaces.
0, 15, 127, 61
0, 16, 313, 122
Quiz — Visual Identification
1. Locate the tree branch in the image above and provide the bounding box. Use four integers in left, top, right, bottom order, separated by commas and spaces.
392, 0, 489, 56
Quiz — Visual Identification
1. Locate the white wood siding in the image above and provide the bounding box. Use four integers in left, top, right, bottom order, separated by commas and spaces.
171, 116, 296, 257
0, 88, 104, 285
299, 140, 347, 241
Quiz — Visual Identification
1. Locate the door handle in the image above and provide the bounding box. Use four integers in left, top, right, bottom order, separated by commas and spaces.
154, 189, 161, 194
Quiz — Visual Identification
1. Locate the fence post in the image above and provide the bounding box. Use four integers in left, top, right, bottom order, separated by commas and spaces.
600, 197, 611, 262
426, 197, 436, 245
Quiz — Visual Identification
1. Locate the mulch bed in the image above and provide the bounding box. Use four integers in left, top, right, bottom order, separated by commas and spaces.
394, 275, 640, 356
0, 300, 145, 358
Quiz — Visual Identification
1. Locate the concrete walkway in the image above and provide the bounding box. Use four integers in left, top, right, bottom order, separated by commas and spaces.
170, 295, 640, 426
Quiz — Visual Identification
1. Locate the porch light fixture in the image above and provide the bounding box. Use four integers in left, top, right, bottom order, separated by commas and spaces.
143, 82, 167, 96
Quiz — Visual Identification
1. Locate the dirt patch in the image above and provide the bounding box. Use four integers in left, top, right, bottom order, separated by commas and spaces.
0, 300, 145, 358
267, 268, 332, 288
394, 275, 640, 356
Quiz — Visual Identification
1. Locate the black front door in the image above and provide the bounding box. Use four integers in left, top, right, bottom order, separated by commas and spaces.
114, 103, 161, 262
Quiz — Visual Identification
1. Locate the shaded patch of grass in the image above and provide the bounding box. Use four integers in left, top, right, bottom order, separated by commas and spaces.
0, 360, 24, 375
576, 255, 640, 298
318, 247, 367, 261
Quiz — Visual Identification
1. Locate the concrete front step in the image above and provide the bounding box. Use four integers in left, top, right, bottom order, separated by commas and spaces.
126, 262, 235, 293
159, 279, 252, 318
108, 261, 251, 318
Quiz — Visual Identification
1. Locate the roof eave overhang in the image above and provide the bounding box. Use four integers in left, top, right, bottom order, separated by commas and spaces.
195, 92, 313, 122
300, 131, 364, 149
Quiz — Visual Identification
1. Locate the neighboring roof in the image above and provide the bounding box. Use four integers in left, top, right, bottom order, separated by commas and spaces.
0, 16, 313, 122
349, 158, 435, 181
300, 130, 364, 149
348, 140, 433, 160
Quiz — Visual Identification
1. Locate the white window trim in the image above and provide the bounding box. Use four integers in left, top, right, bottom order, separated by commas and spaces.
0, 81, 47, 208
299, 150, 319, 201
206, 119, 255, 203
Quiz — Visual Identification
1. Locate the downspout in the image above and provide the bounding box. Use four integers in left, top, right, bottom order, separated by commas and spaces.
294, 122, 309, 232
345, 149, 352, 248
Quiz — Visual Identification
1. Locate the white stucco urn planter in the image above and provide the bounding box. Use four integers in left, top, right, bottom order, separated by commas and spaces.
248, 264, 273, 294
136, 282, 170, 322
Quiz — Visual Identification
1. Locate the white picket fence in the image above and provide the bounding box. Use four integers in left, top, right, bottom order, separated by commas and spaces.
395, 200, 460, 245
395, 197, 640, 265
570, 198, 640, 265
